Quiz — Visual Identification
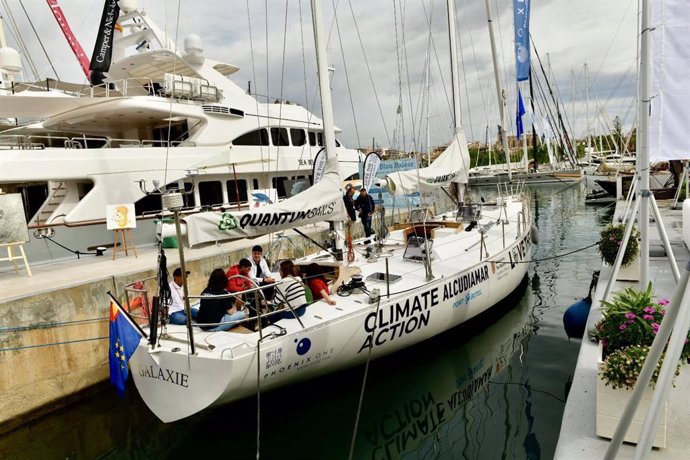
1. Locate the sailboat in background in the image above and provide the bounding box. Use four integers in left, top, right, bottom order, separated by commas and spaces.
128, 0, 533, 423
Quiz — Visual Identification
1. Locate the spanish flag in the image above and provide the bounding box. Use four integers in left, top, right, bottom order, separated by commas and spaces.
108, 300, 144, 396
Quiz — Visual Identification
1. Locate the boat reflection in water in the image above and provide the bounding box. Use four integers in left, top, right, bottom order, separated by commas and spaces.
353, 276, 536, 460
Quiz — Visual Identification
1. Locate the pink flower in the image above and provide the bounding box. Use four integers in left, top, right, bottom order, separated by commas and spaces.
643, 307, 655, 314
643, 314, 654, 320
651, 322, 660, 331
625, 312, 636, 320
658, 298, 670, 306
661, 309, 666, 315
602, 339, 608, 348
619, 324, 628, 331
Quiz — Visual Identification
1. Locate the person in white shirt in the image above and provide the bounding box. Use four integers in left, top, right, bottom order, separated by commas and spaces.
168, 267, 199, 325
249, 245, 279, 300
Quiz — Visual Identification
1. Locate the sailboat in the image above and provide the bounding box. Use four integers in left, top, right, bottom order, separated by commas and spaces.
128, 0, 533, 423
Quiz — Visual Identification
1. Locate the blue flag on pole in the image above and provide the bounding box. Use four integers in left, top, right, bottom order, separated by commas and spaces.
513, 0, 531, 81
109, 301, 142, 396
516, 90, 526, 140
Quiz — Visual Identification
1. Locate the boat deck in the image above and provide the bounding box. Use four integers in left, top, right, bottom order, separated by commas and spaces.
556, 200, 690, 458
0, 225, 328, 304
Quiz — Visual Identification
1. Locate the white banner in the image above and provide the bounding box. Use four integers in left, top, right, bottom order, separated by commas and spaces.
649, 0, 690, 161
362, 152, 382, 191
183, 157, 345, 246
384, 130, 470, 196
312, 148, 328, 184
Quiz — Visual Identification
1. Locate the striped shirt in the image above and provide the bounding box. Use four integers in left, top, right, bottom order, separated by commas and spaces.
276, 276, 307, 308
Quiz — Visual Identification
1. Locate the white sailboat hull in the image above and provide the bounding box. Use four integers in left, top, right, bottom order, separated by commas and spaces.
130, 203, 532, 422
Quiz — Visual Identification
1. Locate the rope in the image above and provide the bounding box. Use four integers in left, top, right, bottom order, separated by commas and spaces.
0, 317, 107, 333
490, 241, 600, 265
348, 295, 382, 460
0, 336, 108, 353
246, 0, 266, 170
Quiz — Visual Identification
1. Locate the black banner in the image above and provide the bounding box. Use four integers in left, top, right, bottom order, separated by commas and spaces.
89, 0, 120, 84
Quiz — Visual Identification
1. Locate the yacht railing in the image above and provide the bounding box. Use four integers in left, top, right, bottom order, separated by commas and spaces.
0, 134, 196, 150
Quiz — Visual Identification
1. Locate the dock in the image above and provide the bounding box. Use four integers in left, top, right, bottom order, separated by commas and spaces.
0, 222, 335, 434
556, 199, 690, 458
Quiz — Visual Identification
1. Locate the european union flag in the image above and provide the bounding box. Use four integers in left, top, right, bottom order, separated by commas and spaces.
109, 301, 142, 396
516, 90, 526, 140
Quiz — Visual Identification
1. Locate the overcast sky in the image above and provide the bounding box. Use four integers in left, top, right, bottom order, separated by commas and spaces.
1, 0, 638, 150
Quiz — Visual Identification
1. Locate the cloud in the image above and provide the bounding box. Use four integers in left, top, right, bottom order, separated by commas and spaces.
2, 0, 638, 148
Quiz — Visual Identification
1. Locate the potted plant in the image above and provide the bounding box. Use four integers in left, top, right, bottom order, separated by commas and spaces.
597, 223, 640, 280
591, 283, 687, 447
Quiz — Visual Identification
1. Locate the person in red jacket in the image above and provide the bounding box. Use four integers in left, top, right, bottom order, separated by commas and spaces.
226, 258, 253, 305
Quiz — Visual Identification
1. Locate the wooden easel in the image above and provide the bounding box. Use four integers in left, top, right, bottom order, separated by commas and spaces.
0, 242, 32, 277
112, 228, 138, 260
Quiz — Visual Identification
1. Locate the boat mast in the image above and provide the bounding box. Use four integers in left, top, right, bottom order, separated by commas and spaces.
637, 1, 651, 287
585, 62, 592, 163
484, 0, 512, 181
311, 0, 343, 261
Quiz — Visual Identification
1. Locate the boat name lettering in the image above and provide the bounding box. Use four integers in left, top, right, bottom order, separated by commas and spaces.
263, 347, 335, 379
442, 265, 489, 304
365, 392, 447, 459
137, 365, 189, 388
358, 287, 440, 353
234, 202, 338, 230
509, 236, 530, 269
425, 172, 458, 184
447, 366, 493, 411
298, 159, 314, 166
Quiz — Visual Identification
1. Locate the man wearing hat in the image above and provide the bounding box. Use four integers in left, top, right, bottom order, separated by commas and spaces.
169, 267, 199, 325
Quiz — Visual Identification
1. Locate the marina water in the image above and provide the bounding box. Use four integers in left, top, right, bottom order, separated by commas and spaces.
0, 183, 612, 460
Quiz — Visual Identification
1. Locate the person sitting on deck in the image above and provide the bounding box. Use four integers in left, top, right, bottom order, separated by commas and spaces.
273, 260, 309, 321
248, 245, 278, 301
168, 267, 199, 325
227, 257, 266, 326
197, 268, 247, 331
305, 263, 336, 305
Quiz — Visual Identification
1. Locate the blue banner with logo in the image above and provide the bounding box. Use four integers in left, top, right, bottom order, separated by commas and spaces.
513, 0, 530, 82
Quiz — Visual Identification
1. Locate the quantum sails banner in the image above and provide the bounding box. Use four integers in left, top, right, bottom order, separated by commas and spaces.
183, 157, 346, 246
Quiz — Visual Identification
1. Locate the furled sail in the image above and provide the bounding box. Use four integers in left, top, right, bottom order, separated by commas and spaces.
384, 130, 471, 196
182, 156, 345, 246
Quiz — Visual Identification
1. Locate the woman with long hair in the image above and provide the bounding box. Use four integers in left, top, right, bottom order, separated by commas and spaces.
196, 268, 247, 331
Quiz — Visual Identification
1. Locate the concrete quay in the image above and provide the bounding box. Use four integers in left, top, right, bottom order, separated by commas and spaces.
0, 222, 338, 435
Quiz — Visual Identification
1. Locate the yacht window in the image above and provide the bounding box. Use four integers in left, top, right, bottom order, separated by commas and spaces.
233, 129, 269, 146
181, 182, 195, 207
272, 176, 289, 199
270, 128, 289, 146
253, 179, 259, 189
77, 182, 94, 200
135, 194, 163, 215
199, 181, 223, 206
308, 131, 317, 146
335, 139, 341, 147
16, 184, 48, 221
153, 121, 189, 146
317, 132, 324, 146
226, 179, 248, 204
290, 129, 306, 146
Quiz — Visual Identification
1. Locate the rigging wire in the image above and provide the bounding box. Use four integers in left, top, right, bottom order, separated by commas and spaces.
162, 0, 183, 188
346, 0, 392, 147
0, 4, 39, 79
331, 0, 362, 149
246, 0, 267, 170
17, 0, 59, 79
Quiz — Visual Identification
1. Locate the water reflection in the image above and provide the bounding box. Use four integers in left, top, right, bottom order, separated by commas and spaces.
0, 183, 608, 460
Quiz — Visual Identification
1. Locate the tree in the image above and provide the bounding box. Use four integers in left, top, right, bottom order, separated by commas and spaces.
613, 116, 624, 154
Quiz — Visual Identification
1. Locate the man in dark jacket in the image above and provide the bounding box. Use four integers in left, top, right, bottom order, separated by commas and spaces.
354, 187, 375, 237
343, 186, 357, 222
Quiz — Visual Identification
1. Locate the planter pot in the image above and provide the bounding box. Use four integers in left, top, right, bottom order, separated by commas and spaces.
595, 342, 667, 448
613, 254, 640, 281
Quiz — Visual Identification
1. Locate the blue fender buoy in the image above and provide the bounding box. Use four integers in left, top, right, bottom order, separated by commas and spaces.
563, 271, 600, 339
563, 298, 592, 339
